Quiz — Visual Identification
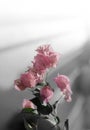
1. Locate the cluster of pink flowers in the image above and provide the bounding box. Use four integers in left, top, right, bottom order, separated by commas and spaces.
15, 45, 59, 90
14, 44, 72, 110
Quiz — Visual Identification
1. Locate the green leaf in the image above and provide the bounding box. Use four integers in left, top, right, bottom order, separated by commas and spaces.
34, 88, 40, 92
22, 108, 37, 114
51, 113, 60, 125
33, 92, 40, 97
31, 97, 41, 107
37, 103, 53, 115
31, 97, 53, 115
24, 119, 33, 130
37, 82, 46, 87
54, 116, 60, 125
53, 99, 60, 109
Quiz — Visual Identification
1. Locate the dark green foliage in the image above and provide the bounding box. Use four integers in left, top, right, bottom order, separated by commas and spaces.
31, 97, 53, 115
24, 119, 33, 130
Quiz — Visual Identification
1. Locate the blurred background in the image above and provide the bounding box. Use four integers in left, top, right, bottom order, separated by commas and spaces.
0, 0, 90, 130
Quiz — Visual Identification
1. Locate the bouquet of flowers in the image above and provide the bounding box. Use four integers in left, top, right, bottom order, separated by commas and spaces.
14, 44, 72, 130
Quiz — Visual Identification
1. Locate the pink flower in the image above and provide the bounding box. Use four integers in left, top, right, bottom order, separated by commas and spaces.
40, 86, 54, 103
33, 46, 60, 74
49, 52, 60, 67
14, 72, 37, 91
22, 99, 35, 109
33, 54, 50, 74
28, 67, 44, 84
21, 72, 37, 87
36, 44, 60, 68
54, 75, 70, 91
36, 44, 54, 55
54, 74, 72, 102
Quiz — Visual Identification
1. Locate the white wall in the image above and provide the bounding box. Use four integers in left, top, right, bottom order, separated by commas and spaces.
0, 0, 89, 89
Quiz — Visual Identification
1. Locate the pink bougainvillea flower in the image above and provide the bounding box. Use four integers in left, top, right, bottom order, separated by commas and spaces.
53, 75, 70, 91
33, 54, 50, 73
32, 56, 47, 75
33, 52, 60, 75
22, 99, 35, 109
35, 44, 60, 70
54, 74, 72, 102
28, 67, 44, 83
14, 72, 37, 91
20, 72, 37, 88
36, 44, 54, 55
49, 52, 60, 68
40, 86, 54, 103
